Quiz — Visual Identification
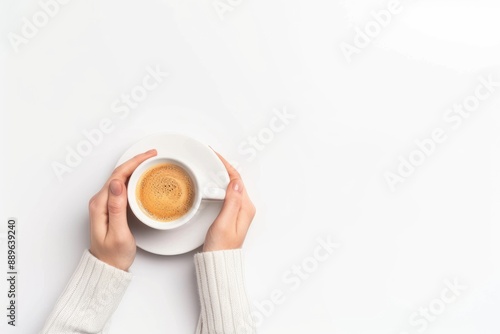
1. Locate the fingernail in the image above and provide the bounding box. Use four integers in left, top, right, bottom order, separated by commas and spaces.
146, 149, 156, 154
233, 180, 243, 193
110, 180, 122, 196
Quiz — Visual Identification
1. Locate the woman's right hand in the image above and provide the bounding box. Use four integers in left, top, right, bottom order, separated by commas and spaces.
202, 152, 256, 252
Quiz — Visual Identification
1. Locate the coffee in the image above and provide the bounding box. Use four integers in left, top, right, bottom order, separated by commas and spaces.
136, 163, 195, 222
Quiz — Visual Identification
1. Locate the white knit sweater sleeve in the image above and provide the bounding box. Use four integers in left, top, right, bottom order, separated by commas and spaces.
194, 249, 256, 334
42, 249, 254, 334
41, 250, 132, 334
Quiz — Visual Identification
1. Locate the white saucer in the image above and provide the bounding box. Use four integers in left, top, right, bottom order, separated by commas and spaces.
115, 133, 229, 255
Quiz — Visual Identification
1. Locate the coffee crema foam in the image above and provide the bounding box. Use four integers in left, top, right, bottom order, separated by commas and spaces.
136, 163, 195, 222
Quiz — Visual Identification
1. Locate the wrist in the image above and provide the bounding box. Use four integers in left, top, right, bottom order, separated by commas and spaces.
88, 249, 134, 272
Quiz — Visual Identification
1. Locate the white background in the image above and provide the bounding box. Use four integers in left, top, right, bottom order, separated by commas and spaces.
1, 0, 500, 333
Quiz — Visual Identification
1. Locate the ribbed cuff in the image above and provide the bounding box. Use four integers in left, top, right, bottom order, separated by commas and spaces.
195, 249, 255, 334
42, 250, 132, 334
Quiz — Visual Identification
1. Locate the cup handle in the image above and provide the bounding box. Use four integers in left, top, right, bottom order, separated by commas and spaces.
202, 187, 226, 201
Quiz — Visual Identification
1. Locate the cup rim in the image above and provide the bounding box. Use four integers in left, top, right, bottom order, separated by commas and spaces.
127, 156, 202, 231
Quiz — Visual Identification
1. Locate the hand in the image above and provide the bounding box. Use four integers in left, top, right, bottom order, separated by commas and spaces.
203, 152, 256, 252
89, 149, 157, 271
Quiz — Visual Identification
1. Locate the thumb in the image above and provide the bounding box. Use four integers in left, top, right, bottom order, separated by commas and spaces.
213, 179, 243, 228
107, 179, 129, 233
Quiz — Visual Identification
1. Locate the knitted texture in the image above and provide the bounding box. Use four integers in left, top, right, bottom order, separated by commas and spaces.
195, 249, 255, 334
41, 250, 132, 334
41, 249, 255, 333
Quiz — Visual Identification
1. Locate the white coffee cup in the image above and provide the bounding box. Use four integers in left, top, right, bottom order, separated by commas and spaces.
128, 156, 226, 230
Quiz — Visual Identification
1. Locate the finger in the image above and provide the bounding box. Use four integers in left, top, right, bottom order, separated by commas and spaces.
106, 179, 130, 235
211, 149, 255, 231
237, 191, 256, 233
212, 179, 244, 230
110, 149, 157, 184
89, 193, 108, 239
213, 150, 240, 181
213, 150, 251, 199
95, 149, 157, 209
